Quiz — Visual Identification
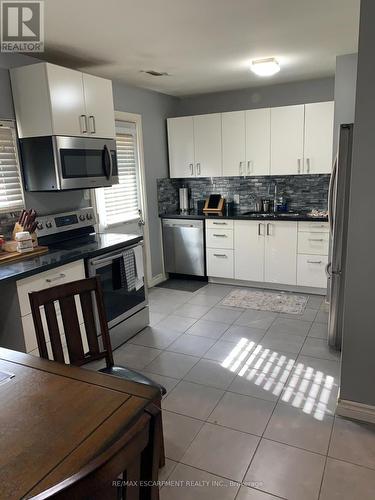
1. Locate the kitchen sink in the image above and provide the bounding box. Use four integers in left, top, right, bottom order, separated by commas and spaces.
241, 211, 301, 217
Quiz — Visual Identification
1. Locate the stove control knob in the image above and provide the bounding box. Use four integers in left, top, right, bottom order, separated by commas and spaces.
46, 221, 52, 229
86, 213, 93, 220
79, 215, 85, 221
37, 222, 44, 230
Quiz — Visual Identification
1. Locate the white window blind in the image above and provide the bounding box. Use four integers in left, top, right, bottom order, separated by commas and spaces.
96, 123, 139, 228
0, 120, 24, 213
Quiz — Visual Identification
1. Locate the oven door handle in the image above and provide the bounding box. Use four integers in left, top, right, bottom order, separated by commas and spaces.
89, 243, 143, 267
103, 144, 113, 180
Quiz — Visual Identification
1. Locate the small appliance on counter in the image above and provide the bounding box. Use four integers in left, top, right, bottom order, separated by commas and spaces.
179, 187, 190, 213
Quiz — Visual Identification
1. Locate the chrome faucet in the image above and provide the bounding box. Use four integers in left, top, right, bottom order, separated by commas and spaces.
273, 183, 278, 212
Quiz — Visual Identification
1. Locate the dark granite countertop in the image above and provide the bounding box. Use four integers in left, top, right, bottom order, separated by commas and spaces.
0, 232, 142, 284
159, 210, 329, 222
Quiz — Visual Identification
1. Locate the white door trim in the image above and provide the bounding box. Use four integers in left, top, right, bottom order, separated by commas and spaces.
336, 398, 375, 424
113, 111, 153, 287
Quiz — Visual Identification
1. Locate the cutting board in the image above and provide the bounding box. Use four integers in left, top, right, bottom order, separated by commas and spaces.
0, 246, 48, 265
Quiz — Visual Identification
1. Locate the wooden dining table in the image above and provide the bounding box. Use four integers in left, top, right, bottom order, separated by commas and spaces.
0, 347, 161, 500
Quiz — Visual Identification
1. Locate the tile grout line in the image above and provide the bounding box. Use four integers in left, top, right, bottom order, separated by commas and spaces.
317, 412, 336, 500
147, 285, 337, 497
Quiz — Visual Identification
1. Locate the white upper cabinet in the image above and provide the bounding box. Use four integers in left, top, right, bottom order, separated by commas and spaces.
264, 221, 298, 285
193, 113, 222, 177
167, 117, 195, 178
245, 108, 271, 176
82, 73, 115, 139
222, 111, 246, 176
10, 62, 115, 139
304, 101, 334, 174
270, 105, 305, 175
47, 64, 86, 137
166, 101, 333, 178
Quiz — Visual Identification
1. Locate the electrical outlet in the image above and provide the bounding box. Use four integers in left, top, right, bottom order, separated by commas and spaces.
234, 194, 240, 204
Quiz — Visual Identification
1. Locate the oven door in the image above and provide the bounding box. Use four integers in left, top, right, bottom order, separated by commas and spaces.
54, 136, 118, 190
87, 243, 147, 329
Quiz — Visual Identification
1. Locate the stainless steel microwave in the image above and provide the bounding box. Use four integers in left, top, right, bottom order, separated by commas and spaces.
19, 136, 118, 191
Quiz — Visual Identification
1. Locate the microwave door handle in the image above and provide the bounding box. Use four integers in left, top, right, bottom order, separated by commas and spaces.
103, 144, 113, 180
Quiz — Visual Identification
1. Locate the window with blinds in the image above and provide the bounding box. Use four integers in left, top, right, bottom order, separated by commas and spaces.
96, 123, 139, 228
0, 120, 24, 213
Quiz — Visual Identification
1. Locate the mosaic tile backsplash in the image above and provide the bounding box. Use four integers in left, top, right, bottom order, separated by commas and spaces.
157, 174, 330, 214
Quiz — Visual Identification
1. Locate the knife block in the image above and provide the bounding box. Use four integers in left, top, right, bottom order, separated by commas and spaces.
11, 223, 38, 247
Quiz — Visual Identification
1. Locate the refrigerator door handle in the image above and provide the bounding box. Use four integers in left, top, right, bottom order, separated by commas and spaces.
328, 155, 338, 236
325, 262, 332, 277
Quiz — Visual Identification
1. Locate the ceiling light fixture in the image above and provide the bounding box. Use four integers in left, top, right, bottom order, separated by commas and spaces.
250, 57, 280, 77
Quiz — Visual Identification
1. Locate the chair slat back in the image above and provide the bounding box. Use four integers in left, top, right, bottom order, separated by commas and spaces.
29, 276, 114, 367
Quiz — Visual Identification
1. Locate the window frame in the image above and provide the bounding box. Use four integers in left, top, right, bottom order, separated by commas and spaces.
0, 119, 25, 214
95, 123, 140, 230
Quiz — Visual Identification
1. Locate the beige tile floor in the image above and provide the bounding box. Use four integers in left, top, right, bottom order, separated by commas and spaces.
119, 283, 375, 500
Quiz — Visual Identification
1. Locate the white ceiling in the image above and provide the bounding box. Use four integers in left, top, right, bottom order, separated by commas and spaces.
42, 0, 360, 96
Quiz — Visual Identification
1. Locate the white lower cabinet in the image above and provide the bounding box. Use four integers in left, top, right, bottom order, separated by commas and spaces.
206, 228, 234, 249
207, 219, 327, 290
297, 255, 328, 288
297, 224, 329, 288
264, 222, 298, 285
16, 260, 85, 353
206, 249, 234, 279
234, 220, 265, 281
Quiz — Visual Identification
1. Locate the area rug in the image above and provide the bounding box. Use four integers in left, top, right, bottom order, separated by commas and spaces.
222, 289, 308, 314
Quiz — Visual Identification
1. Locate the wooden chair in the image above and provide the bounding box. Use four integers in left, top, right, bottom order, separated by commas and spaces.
29, 276, 165, 468
29, 406, 161, 500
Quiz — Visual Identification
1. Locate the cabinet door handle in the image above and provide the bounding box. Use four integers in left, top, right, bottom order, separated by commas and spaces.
46, 273, 66, 283
213, 234, 227, 237
306, 157, 311, 173
196, 163, 201, 175
189, 163, 194, 176
212, 222, 227, 225
266, 223, 272, 236
258, 223, 261, 236
307, 260, 322, 264
79, 115, 87, 134
297, 158, 302, 174
239, 162, 243, 176
308, 238, 324, 242
88, 115, 96, 134
213, 253, 227, 258
247, 160, 252, 175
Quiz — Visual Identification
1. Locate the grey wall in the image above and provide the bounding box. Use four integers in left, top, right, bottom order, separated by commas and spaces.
333, 54, 358, 157
340, 0, 375, 407
175, 77, 335, 116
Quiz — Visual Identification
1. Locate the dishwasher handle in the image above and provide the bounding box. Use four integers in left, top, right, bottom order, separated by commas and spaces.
162, 219, 203, 230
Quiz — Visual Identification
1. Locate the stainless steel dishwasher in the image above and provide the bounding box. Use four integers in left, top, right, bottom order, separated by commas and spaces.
162, 219, 205, 276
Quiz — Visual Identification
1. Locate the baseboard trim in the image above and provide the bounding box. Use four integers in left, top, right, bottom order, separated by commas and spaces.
148, 273, 166, 288
208, 277, 326, 296
336, 399, 375, 424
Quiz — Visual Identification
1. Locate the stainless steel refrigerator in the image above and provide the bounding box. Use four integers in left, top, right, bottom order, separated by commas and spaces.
327, 123, 354, 350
